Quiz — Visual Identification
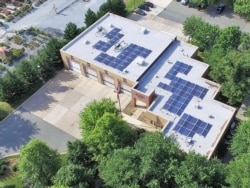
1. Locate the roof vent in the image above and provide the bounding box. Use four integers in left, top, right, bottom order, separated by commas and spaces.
136, 57, 145, 66
122, 69, 128, 73
109, 23, 113, 28
97, 26, 103, 33
139, 27, 147, 34
84, 40, 90, 45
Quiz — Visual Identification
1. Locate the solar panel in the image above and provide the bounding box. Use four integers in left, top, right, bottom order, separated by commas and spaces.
173, 113, 212, 138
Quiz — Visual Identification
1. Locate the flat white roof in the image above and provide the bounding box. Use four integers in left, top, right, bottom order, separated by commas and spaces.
63, 13, 176, 81
63, 13, 236, 158
136, 40, 236, 158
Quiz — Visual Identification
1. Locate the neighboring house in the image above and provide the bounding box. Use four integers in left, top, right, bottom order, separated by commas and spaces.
60, 13, 236, 159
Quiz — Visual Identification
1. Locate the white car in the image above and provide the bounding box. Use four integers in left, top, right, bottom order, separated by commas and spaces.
181, 0, 189, 5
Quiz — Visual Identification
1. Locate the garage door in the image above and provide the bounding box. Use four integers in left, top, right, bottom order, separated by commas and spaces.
69, 60, 81, 73
121, 83, 131, 95
103, 74, 115, 89
86, 67, 98, 81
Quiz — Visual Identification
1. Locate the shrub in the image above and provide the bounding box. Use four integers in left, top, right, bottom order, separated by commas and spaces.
0, 64, 6, 71
0, 102, 13, 121
0, 159, 7, 175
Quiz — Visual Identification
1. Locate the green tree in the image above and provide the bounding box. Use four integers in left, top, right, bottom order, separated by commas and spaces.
53, 164, 91, 188
214, 26, 242, 51
33, 50, 56, 81
97, 0, 126, 18
99, 147, 140, 188
204, 49, 250, 105
0, 101, 13, 121
238, 33, 250, 52
183, 16, 219, 51
233, 0, 250, 20
0, 71, 27, 103
66, 140, 95, 168
64, 22, 80, 42
43, 38, 65, 68
226, 152, 250, 188
18, 139, 61, 188
80, 98, 118, 138
99, 132, 182, 187
86, 113, 137, 161
175, 152, 227, 188
84, 8, 97, 28
134, 132, 181, 187
230, 120, 250, 156
16, 60, 40, 89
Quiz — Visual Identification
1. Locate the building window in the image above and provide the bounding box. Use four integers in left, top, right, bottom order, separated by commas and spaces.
87, 63, 90, 66
123, 78, 127, 82
105, 70, 108, 74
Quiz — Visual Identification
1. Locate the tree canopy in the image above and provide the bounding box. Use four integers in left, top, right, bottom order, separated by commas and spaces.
53, 164, 91, 188
226, 152, 250, 188
63, 22, 80, 42
80, 98, 118, 137
99, 132, 182, 187
183, 16, 250, 105
85, 113, 137, 161
233, 0, 250, 20
230, 120, 250, 156
18, 139, 61, 188
175, 152, 227, 188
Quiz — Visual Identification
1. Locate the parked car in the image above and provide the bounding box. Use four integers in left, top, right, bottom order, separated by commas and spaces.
181, 0, 189, 5
144, 2, 154, 8
216, 3, 225, 14
134, 8, 146, 16
138, 4, 150, 11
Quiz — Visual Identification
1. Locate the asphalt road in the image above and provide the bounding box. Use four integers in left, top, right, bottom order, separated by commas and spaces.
0, 106, 76, 158
159, 1, 250, 33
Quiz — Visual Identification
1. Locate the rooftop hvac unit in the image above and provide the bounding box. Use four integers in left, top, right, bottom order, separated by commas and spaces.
139, 27, 147, 34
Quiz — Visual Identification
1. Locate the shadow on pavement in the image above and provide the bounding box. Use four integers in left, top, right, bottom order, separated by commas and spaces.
0, 109, 40, 158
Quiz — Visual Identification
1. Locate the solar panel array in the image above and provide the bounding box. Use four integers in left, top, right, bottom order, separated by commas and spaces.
93, 28, 124, 52
173, 113, 212, 137
158, 61, 208, 116
165, 61, 192, 80
94, 43, 152, 71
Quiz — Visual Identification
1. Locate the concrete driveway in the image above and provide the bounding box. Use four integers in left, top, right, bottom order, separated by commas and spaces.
0, 70, 131, 158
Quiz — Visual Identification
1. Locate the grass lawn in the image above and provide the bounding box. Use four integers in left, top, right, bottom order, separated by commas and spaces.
125, 0, 145, 13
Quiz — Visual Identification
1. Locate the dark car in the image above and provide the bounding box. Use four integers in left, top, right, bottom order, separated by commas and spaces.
138, 4, 150, 11
144, 2, 154, 8
216, 3, 225, 14
134, 8, 146, 16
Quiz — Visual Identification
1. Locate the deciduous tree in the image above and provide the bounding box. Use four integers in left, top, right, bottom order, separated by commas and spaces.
175, 152, 227, 187
53, 164, 91, 188
18, 139, 61, 188
230, 120, 250, 156
226, 152, 250, 188
86, 113, 136, 161
80, 98, 118, 138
